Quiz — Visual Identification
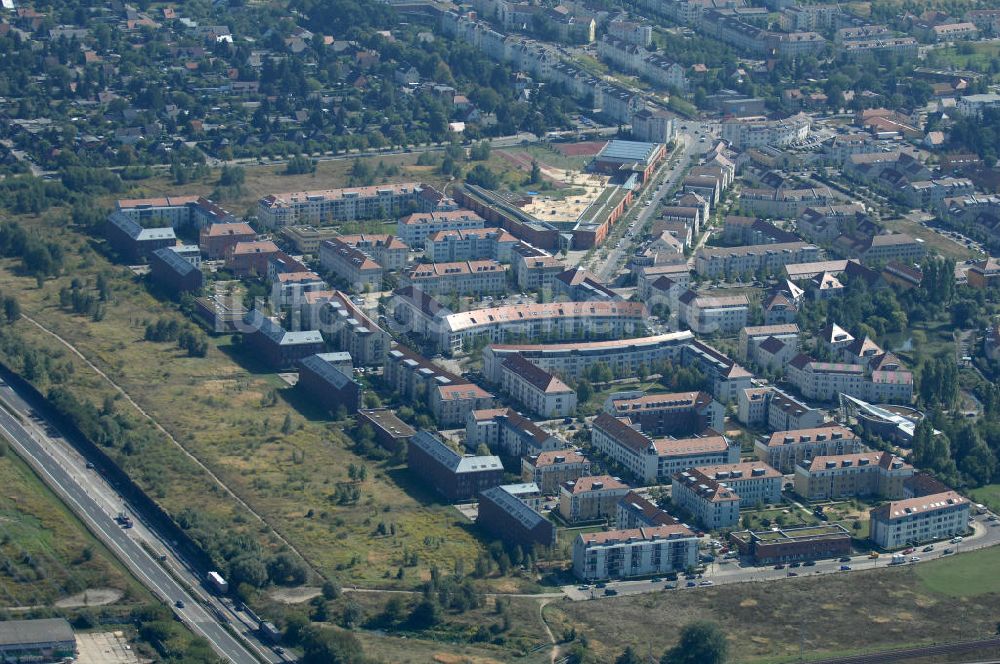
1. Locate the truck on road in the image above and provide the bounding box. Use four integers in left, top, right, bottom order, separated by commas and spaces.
207, 571, 229, 594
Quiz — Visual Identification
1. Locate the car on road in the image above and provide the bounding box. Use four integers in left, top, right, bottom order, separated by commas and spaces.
577, 585, 589, 591
787, 572, 798, 577
902, 547, 914, 554
651, 577, 663, 583
604, 588, 618, 596
943, 548, 955, 555
950, 537, 963, 543
175, 599, 185, 609
686, 581, 696, 587
839, 557, 851, 562
922, 545, 935, 552
275, 647, 285, 655
595, 582, 607, 589
773, 564, 785, 569
85, 461, 95, 469
909, 556, 920, 563
803, 561, 816, 567
698, 580, 713, 586
839, 565, 852, 571
789, 562, 801, 568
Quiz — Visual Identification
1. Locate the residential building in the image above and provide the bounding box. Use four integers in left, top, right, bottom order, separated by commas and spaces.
313, 291, 391, 366
632, 108, 676, 144
106, 212, 176, 262
356, 408, 415, 452
605, 391, 723, 436
738, 187, 831, 218
869, 491, 970, 549
408, 430, 503, 502
337, 234, 410, 271
968, 257, 1000, 288
671, 469, 741, 530
522, 449, 591, 495
319, 238, 383, 292
483, 332, 694, 383
591, 413, 738, 483
787, 352, 914, 404
383, 346, 495, 427
695, 462, 783, 506
737, 386, 771, 427
271, 271, 327, 309
572, 525, 699, 580
636, 264, 692, 300
478, 485, 557, 549
466, 407, 563, 457
729, 524, 852, 563
858, 233, 925, 265
955, 93, 1000, 118
617, 491, 680, 529
511, 244, 565, 290
794, 451, 914, 501
499, 354, 578, 418
695, 242, 820, 279
401, 260, 507, 297
756, 425, 862, 473
149, 247, 203, 294
115, 195, 235, 229
297, 353, 361, 415
225, 240, 280, 278
559, 475, 630, 524
200, 222, 257, 259
553, 267, 619, 302
721, 113, 810, 149
681, 339, 754, 404
242, 312, 325, 369
767, 387, 825, 431
738, 324, 800, 362
677, 291, 750, 335
397, 209, 486, 247
258, 183, 447, 227
425, 228, 519, 263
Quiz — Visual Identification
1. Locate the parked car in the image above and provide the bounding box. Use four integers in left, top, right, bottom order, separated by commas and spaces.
943, 548, 955, 555
922, 545, 934, 552
838, 557, 851, 562
604, 588, 618, 596
787, 572, 798, 577
803, 561, 816, 567
773, 564, 785, 570
839, 565, 852, 571
698, 580, 714, 586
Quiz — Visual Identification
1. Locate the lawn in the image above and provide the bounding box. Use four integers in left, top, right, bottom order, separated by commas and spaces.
881, 216, 981, 262
0, 447, 146, 608
915, 545, 1000, 597
969, 484, 1000, 514
547, 564, 1000, 663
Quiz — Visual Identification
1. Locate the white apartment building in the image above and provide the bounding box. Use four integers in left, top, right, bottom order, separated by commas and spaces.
696, 462, 783, 506
671, 469, 741, 529
425, 228, 519, 263
869, 491, 970, 549
573, 525, 699, 581
499, 354, 578, 419
400, 260, 508, 297
955, 93, 1000, 118
755, 425, 861, 474
396, 209, 486, 247
258, 183, 438, 227
677, 291, 749, 335
721, 113, 810, 149
695, 242, 820, 278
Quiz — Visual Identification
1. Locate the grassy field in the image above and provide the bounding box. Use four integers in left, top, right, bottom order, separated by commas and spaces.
881, 216, 981, 262
915, 545, 1000, 597
0, 447, 145, 608
969, 484, 1000, 514
930, 41, 1000, 76
546, 561, 1000, 663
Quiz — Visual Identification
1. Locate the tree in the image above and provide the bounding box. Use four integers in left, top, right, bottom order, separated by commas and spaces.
300, 626, 365, 664
616, 646, 643, 664
322, 579, 341, 600
219, 166, 245, 187
281, 413, 294, 435
286, 155, 316, 175
3, 297, 20, 324
408, 598, 442, 629
465, 164, 500, 189
661, 621, 729, 664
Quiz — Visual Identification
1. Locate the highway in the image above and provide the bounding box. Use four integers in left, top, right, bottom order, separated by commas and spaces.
0, 377, 283, 663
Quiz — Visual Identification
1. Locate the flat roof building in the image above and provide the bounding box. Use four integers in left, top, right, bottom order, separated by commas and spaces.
0, 618, 76, 662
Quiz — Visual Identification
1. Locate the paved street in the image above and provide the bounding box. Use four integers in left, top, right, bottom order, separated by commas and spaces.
0, 376, 284, 664
562, 514, 1000, 601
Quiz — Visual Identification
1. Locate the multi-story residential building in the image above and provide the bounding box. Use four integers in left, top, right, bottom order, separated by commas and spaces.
466, 408, 563, 457
722, 217, 801, 246
857, 233, 925, 265
106, 213, 177, 262
841, 37, 918, 61
242, 312, 325, 370
553, 267, 619, 302
511, 244, 566, 291
967, 257, 1000, 289
225, 240, 280, 278
721, 113, 811, 149
591, 413, 738, 484
297, 353, 361, 415
739, 187, 832, 218
902, 178, 975, 209
356, 408, 415, 452
424, 300, 648, 354
671, 469, 741, 530
337, 234, 410, 271
617, 491, 681, 529
271, 271, 327, 309
483, 332, 693, 382
478, 485, 557, 549
787, 352, 914, 404
767, 387, 825, 432
408, 431, 504, 502
396, 209, 486, 247
115, 195, 235, 229
572, 525, 699, 580
258, 183, 449, 227
559, 475, 630, 524
199, 221, 257, 259
401, 260, 508, 297
608, 19, 653, 46
794, 451, 914, 501
279, 225, 341, 255
738, 324, 800, 362
695, 243, 820, 279
729, 524, 852, 564
499, 354, 577, 418
632, 108, 677, 144
682, 339, 755, 404
319, 238, 383, 292
869, 491, 970, 549
636, 264, 693, 299
425, 228, 519, 263
384, 346, 495, 427
605, 391, 723, 436
522, 449, 592, 495
737, 386, 772, 427
696, 462, 783, 506
677, 291, 750, 335
756, 425, 862, 473
308, 291, 391, 366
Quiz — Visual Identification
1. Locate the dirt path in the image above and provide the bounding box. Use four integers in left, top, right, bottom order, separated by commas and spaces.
539, 597, 561, 664
19, 314, 317, 577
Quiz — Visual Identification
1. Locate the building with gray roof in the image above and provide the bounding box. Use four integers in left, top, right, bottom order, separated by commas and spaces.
478, 484, 557, 549
408, 430, 503, 502
106, 211, 177, 262
0, 618, 76, 662
150, 246, 203, 294
298, 353, 361, 414
243, 311, 325, 369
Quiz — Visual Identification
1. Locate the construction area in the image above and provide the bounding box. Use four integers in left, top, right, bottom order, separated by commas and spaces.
521, 170, 612, 226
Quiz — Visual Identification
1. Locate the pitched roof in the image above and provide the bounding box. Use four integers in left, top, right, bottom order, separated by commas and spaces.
502, 354, 573, 394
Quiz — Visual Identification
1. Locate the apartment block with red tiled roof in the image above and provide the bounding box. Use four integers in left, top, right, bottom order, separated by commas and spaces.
671, 468, 741, 530
465, 407, 564, 457
384, 346, 495, 427
425, 228, 519, 263
756, 425, 861, 474
605, 390, 723, 437
400, 259, 507, 297
521, 449, 592, 495
794, 451, 913, 501
616, 491, 680, 530
319, 237, 383, 292
559, 475, 630, 524
200, 221, 257, 259
499, 354, 577, 419
225, 240, 279, 278
869, 491, 969, 549
573, 524, 698, 580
